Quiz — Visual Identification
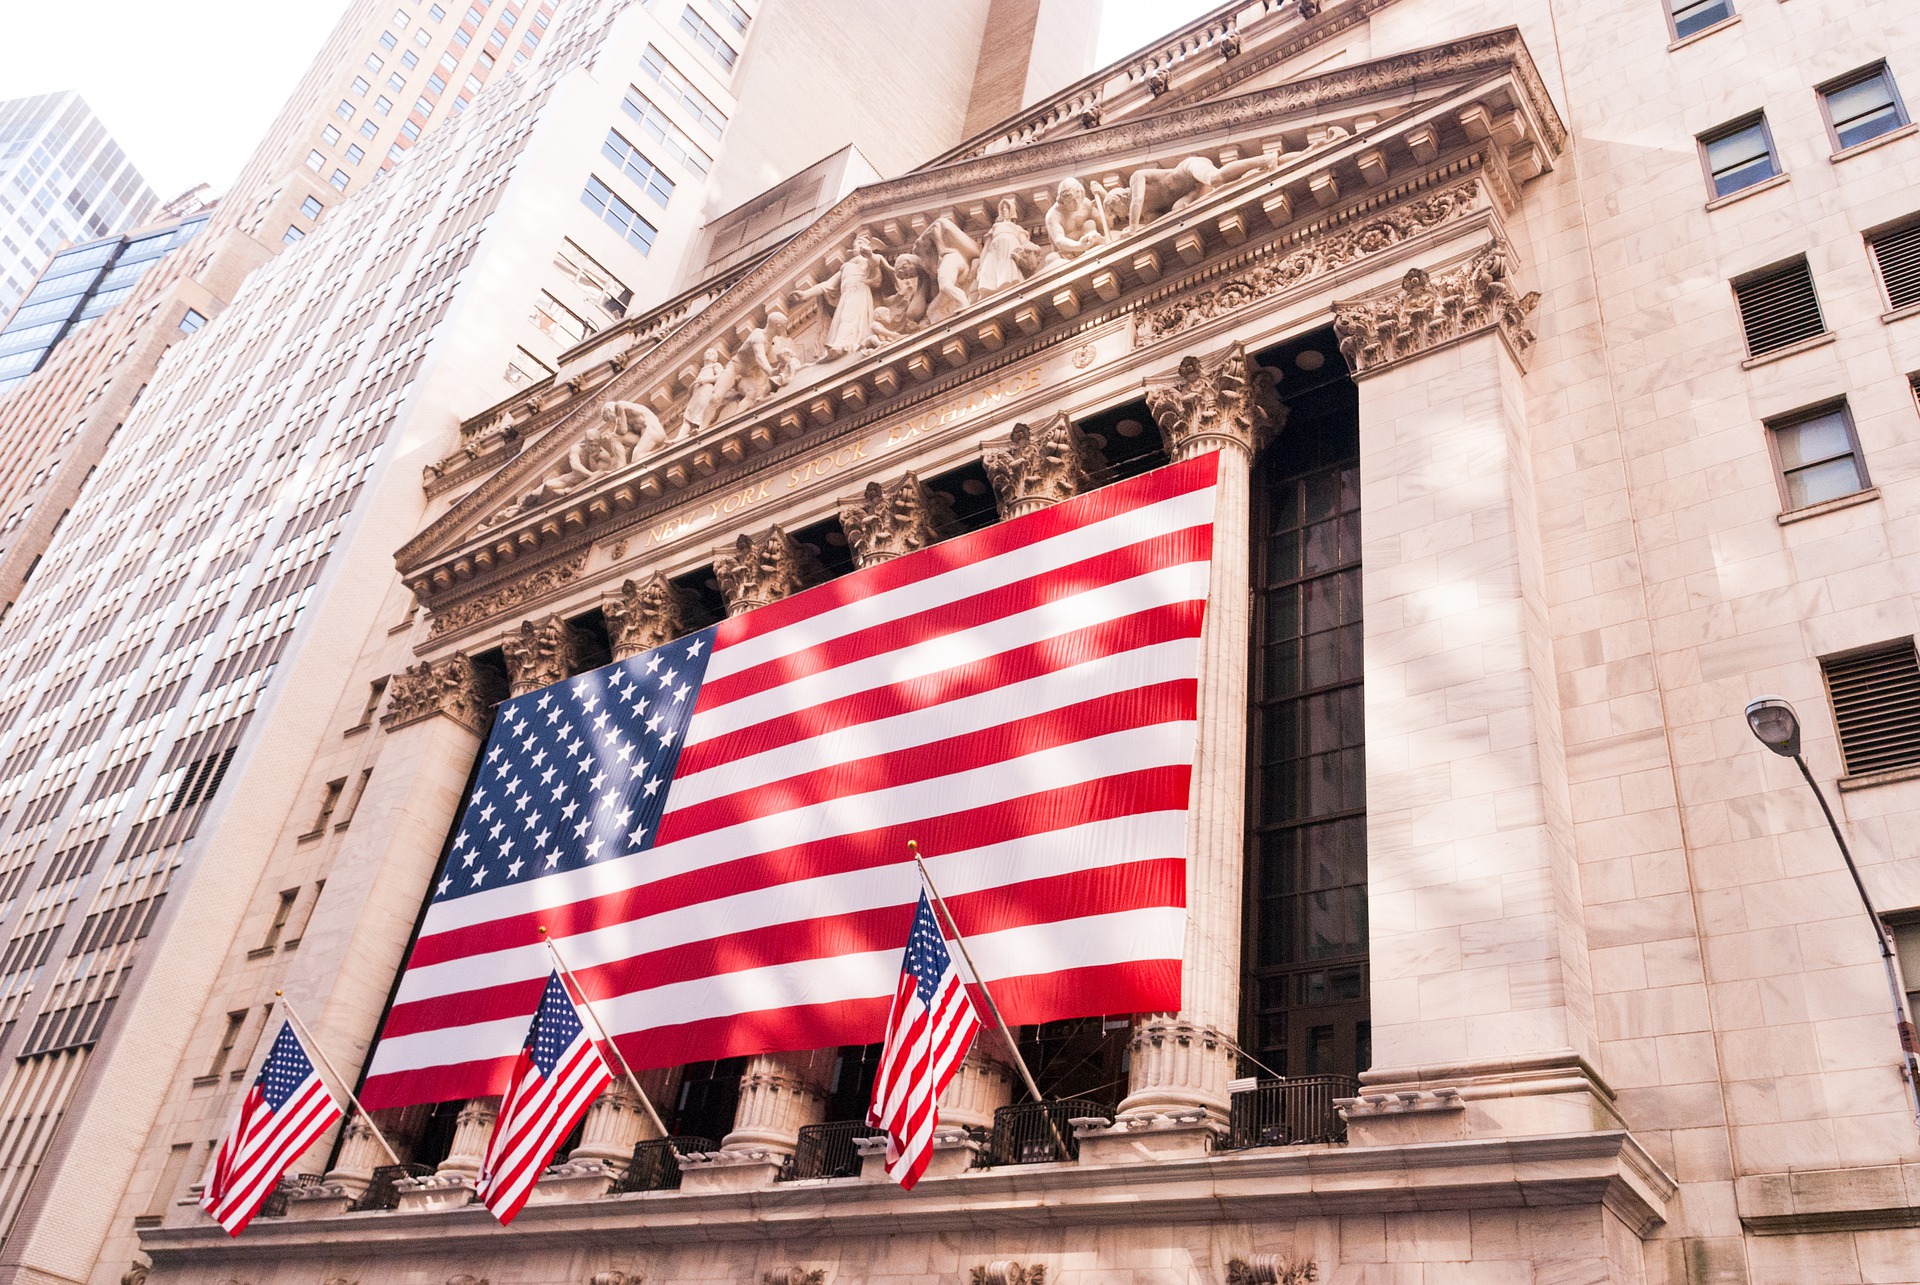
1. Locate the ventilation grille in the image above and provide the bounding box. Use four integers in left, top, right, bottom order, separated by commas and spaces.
1734, 259, 1826, 355
1824, 641, 1920, 776
1870, 221, 1920, 311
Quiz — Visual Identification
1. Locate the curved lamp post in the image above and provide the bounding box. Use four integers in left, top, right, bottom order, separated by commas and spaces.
1745, 696, 1920, 1132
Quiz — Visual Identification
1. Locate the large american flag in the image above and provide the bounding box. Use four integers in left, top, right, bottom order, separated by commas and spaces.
361, 452, 1219, 1108
201, 1021, 343, 1235
476, 971, 613, 1223
867, 890, 981, 1188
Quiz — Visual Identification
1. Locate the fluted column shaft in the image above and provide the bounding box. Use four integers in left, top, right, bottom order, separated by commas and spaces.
436, 1096, 500, 1177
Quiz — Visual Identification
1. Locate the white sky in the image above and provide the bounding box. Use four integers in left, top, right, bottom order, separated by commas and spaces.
8, 0, 1221, 202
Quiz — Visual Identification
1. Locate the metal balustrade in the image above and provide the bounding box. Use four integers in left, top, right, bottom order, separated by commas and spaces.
1227, 1076, 1356, 1148
786, 1120, 883, 1181
350, 1162, 432, 1211
611, 1136, 713, 1193
989, 1098, 1109, 1165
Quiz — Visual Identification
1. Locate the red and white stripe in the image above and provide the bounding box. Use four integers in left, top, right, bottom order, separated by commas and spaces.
201, 1073, 341, 1235
868, 943, 980, 1188
363, 452, 1219, 1108
475, 1023, 612, 1223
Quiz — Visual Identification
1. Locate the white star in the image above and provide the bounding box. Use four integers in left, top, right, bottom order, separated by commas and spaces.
521, 733, 538, 752
472, 788, 489, 805
453, 831, 470, 850
673, 682, 690, 703
546, 706, 565, 724
646, 713, 664, 734
581, 692, 600, 713
536, 828, 552, 847
573, 818, 591, 838
686, 636, 705, 658
551, 782, 568, 801
488, 820, 505, 840
645, 654, 662, 674
561, 800, 580, 821
462, 850, 478, 868
537, 692, 553, 709
544, 850, 562, 868
505, 776, 522, 796
643, 776, 662, 796
479, 804, 495, 822
488, 745, 504, 763
530, 749, 547, 767
658, 727, 677, 745
658, 667, 677, 687
540, 765, 558, 785
590, 769, 608, 791
585, 838, 604, 860
630, 758, 650, 778
615, 742, 634, 763
628, 825, 648, 845
507, 857, 524, 878
601, 791, 619, 811
471, 867, 488, 886
576, 754, 596, 775
615, 806, 634, 826
437, 876, 451, 895
514, 793, 531, 813
593, 711, 611, 731
523, 811, 541, 830
629, 697, 649, 717
498, 837, 515, 858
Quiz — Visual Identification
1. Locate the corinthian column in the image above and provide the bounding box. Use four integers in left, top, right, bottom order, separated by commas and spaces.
693, 527, 828, 1186
838, 472, 954, 564
567, 574, 700, 1170
435, 1096, 500, 1177
982, 411, 1105, 520
501, 614, 579, 696
1112, 341, 1280, 1137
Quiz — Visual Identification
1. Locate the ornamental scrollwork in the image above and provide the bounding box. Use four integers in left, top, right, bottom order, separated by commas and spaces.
426, 553, 588, 640
603, 572, 699, 660
715, 527, 822, 616
382, 653, 488, 734
1332, 240, 1540, 374
1226, 1256, 1316, 1285
839, 472, 954, 566
970, 1265, 1046, 1285
1143, 340, 1284, 462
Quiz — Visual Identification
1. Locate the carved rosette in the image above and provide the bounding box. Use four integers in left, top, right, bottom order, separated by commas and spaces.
983, 412, 1106, 520
502, 615, 578, 696
1143, 341, 1284, 462
603, 573, 698, 660
715, 527, 823, 617
382, 654, 488, 735
970, 1265, 1046, 1285
838, 472, 955, 567
1332, 241, 1541, 375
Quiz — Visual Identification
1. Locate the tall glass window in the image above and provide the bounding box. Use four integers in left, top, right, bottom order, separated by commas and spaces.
1244, 342, 1369, 1081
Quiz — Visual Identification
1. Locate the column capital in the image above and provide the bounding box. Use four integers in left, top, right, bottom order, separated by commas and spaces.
715, 526, 822, 616
1144, 340, 1284, 463
502, 614, 578, 695
602, 572, 698, 660
982, 411, 1105, 519
838, 472, 954, 567
1332, 240, 1541, 376
381, 653, 489, 734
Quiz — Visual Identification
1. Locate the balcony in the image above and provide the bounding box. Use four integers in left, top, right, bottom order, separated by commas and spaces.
786, 1121, 884, 1181
611, 1136, 714, 1192
350, 1162, 432, 1211
1226, 1076, 1357, 1148
990, 1099, 1110, 1166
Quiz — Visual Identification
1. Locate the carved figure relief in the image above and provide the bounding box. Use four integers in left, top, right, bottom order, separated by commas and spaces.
715, 527, 823, 616
502, 615, 578, 694
426, 552, 588, 640
761, 1271, 825, 1285
791, 230, 896, 358
602, 572, 698, 659
1044, 177, 1112, 260
383, 653, 488, 733
1226, 1256, 1316, 1285
839, 472, 955, 566
709, 310, 802, 424
604, 400, 670, 460
1332, 241, 1540, 373
588, 1272, 640, 1285
916, 218, 983, 326
1128, 153, 1276, 228
1144, 340, 1284, 461
983, 412, 1106, 519
970, 1264, 1046, 1285
119, 1267, 148, 1285
682, 348, 724, 435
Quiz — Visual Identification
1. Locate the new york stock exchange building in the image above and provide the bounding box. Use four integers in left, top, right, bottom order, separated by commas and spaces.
67, 1, 1920, 1284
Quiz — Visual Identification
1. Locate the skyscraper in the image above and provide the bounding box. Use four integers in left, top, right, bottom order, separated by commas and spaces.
0, 93, 157, 325
0, 2, 1097, 1282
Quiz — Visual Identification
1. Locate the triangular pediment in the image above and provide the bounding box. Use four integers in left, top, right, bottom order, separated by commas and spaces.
399, 27, 1562, 606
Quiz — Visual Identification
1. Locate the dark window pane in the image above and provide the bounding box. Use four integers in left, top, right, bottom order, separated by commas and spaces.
1671, 0, 1731, 39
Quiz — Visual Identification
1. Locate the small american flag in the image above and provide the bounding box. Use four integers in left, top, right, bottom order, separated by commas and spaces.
201, 1021, 343, 1235
363, 453, 1218, 1107
867, 890, 982, 1188
476, 970, 613, 1223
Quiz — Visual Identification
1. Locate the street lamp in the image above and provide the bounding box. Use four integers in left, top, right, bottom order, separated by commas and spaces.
1745, 695, 1920, 1131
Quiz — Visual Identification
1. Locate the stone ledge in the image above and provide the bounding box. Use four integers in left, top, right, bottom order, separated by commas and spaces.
1737, 1163, 1920, 1235
138, 1128, 1673, 1265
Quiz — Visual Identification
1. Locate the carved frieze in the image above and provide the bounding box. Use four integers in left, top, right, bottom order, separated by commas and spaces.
983, 412, 1105, 520
1332, 241, 1540, 375
603, 572, 699, 659
588, 1273, 640, 1285
761, 1272, 825, 1285
426, 552, 588, 640
1144, 341, 1284, 462
715, 527, 822, 616
382, 654, 488, 734
501, 615, 578, 695
839, 473, 955, 566
1226, 1256, 1316, 1285
970, 1265, 1046, 1285
1139, 179, 1483, 345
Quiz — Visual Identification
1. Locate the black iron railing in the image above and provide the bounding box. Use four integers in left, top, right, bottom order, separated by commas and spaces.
1227, 1076, 1357, 1148
787, 1120, 883, 1180
989, 1098, 1109, 1165
610, 1136, 712, 1193
350, 1162, 432, 1211
258, 1172, 321, 1217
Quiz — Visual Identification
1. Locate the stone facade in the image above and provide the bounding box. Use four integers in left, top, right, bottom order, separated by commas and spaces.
14, 1, 1913, 1284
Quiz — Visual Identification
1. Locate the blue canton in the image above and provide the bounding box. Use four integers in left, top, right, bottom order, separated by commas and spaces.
526, 972, 586, 1078
434, 626, 718, 904
904, 893, 955, 1006
256, 1022, 316, 1111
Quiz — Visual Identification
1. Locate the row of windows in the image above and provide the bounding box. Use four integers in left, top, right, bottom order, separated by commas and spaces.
580, 176, 658, 255
1699, 60, 1907, 200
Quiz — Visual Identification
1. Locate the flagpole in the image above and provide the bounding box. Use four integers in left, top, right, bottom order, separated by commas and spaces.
272, 991, 402, 1167
537, 928, 673, 1142
906, 840, 1072, 1157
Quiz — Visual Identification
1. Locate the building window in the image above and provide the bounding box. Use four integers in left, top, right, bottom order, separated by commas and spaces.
580, 176, 657, 254
1821, 63, 1909, 151
336, 98, 355, 120
707, 0, 748, 36
428, 73, 448, 94
299, 195, 323, 218
322, 124, 341, 145
360, 119, 379, 140
1732, 256, 1825, 356
380, 30, 398, 48
330, 169, 351, 192
346, 144, 366, 165
1822, 640, 1920, 777
431, 3, 447, 18
352, 76, 371, 96
678, 6, 737, 70
283, 225, 306, 245
1895, 921, 1920, 1024
621, 87, 713, 174
305, 149, 325, 171
415, 95, 433, 114
1700, 114, 1779, 198
389, 71, 407, 92
640, 44, 727, 139
1768, 401, 1868, 510
309, 778, 346, 834
376, 94, 394, 115
402, 49, 419, 68
259, 889, 299, 951
178, 309, 206, 334
393, 7, 409, 25
1245, 339, 1369, 1082
1867, 217, 1920, 311
336, 767, 374, 830
531, 288, 596, 344
415, 26, 432, 46
401, 120, 422, 140
365, 53, 383, 72
208, 1010, 247, 1077
1667, 0, 1732, 40
387, 143, 405, 162
600, 129, 674, 206
440, 50, 460, 71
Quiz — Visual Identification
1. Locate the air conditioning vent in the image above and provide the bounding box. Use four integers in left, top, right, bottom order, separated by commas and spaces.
1869, 220, 1920, 311
1734, 258, 1825, 356
1823, 640, 1920, 776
